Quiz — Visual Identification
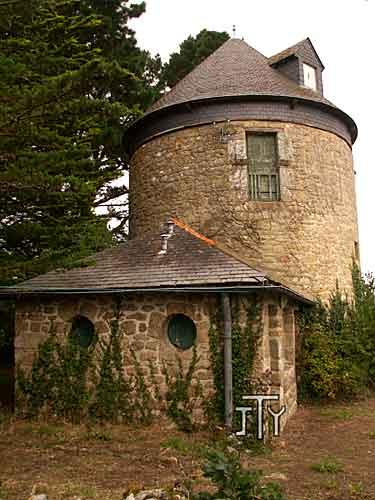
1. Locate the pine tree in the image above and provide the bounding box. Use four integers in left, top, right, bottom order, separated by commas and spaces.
0, 0, 152, 284
161, 29, 230, 89
72, 0, 163, 229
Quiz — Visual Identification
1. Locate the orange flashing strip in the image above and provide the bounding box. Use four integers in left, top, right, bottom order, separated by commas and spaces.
171, 217, 216, 246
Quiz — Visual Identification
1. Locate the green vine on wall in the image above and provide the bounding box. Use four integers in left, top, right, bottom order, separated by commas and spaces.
16, 298, 159, 424
17, 323, 94, 422
162, 345, 203, 432
16, 299, 203, 428
207, 295, 262, 429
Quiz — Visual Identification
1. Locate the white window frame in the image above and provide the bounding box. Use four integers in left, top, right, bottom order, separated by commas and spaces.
302, 63, 317, 91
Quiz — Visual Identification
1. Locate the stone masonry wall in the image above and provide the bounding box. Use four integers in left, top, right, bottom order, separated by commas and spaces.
252, 293, 298, 427
130, 120, 359, 301
15, 291, 297, 429
15, 293, 214, 398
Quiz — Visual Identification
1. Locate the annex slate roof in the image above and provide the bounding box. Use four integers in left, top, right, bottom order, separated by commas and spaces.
0, 219, 311, 303
268, 37, 324, 69
147, 38, 333, 115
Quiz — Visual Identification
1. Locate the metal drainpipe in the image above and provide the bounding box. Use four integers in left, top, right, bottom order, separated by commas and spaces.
221, 292, 233, 429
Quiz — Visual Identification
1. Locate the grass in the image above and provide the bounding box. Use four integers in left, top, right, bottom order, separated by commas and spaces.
349, 481, 364, 496
160, 436, 207, 458
1, 397, 375, 499
320, 478, 339, 490
61, 483, 97, 498
311, 456, 344, 474
19, 422, 68, 448
319, 408, 354, 420
36, 423, 65, 438
85, 428, 112, 442
0, 483, 8, 500
239, 435, 272, 456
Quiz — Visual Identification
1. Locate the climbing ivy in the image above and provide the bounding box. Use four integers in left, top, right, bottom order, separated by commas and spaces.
207, 296, 262, 429
17, 324, 94, 422
162, 345, 203, 432
16, 300, 202, 427
89, 311, 133, 423
128, 347, 156, 425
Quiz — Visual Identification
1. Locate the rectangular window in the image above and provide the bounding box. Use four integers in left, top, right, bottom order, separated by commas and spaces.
302, 63, 317, 91
247, 133, 280, 201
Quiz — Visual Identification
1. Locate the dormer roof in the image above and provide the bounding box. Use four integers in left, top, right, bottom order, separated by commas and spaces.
268, 37, 325, 70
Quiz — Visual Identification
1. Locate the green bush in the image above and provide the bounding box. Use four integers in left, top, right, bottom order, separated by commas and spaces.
191, 449, 286, 500
299, 266, 375, 400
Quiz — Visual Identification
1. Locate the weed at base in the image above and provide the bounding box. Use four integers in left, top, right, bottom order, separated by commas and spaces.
311, 456, 344, 474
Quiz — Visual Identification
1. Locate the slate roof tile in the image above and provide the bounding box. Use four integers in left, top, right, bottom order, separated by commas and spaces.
268, 38, 324, 68
148, 38, 333, 115
1, 220, 267, 293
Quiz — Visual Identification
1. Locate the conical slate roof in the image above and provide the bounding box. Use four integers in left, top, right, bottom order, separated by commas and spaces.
148, 38, 334, 115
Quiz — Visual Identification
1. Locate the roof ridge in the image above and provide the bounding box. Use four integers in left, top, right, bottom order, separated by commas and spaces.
171, 217, 216, 246
171, 217, 267, 279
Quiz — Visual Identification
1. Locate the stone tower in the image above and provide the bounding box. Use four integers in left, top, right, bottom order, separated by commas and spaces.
128, 38, 359, 300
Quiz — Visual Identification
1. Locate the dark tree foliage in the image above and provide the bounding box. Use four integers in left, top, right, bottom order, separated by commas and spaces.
0, 14, 229, 286
0, 0, 154, 285
161, 29, 230, 89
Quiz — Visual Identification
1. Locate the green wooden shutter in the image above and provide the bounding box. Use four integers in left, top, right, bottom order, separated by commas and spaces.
247, 134, 279, 201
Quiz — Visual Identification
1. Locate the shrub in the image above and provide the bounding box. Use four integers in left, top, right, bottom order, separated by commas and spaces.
311, 456, 343, 474
89, 317, 133, 423
191, 449, 286, 500
18, 328, 95, 421
299, 265, 375, 400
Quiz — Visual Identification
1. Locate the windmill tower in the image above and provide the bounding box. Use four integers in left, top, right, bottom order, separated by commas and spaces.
128, 38, 359, 300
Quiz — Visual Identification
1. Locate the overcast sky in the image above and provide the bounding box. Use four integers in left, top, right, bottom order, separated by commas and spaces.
130, 0, 374, 273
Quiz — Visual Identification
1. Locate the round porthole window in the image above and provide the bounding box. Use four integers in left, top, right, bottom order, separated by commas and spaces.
167, 314, 196, 350
71, 316, 95, 348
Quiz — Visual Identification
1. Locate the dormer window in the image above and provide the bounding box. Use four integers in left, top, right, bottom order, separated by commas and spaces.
302, 63, 317, 91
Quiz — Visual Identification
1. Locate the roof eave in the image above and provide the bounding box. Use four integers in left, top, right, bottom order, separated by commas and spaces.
305, 37, 325, 70
127, 93, 358, 149
268, 53, 298, 67
0, 283, 313, 305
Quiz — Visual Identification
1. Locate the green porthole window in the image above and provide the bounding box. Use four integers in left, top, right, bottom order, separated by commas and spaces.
71, 316, 95, 348
167, 314, 197, 350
